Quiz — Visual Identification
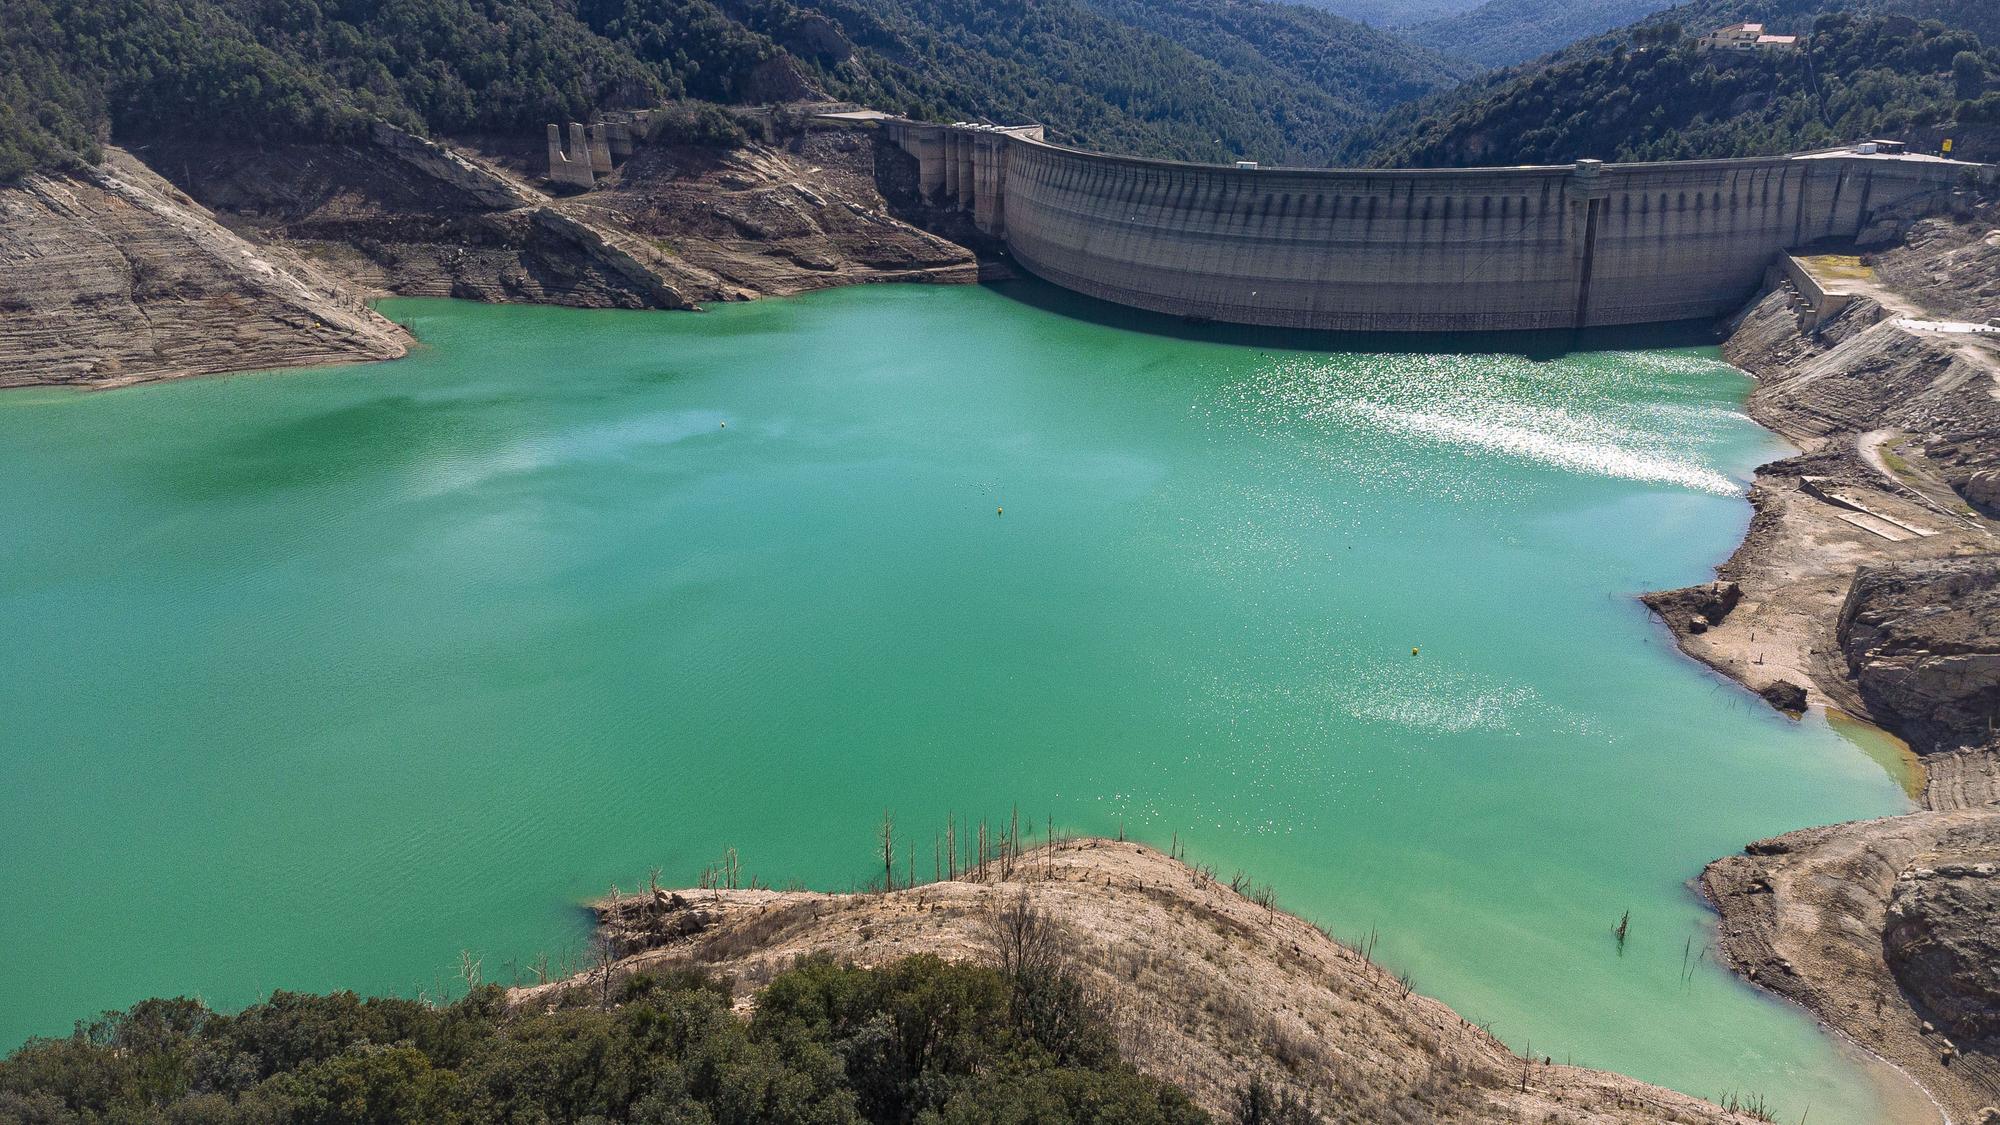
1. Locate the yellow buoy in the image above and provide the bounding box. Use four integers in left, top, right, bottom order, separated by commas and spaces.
1412, 647, 1420, 656
997, 507, 1004, 516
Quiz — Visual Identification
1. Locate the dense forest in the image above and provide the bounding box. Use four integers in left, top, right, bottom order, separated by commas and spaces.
1353, 11, 1997, 165
786, 0, 1470, 162
0, 955, 1228, 1125
0, 2, 107, 177
0, 0, 1466, 183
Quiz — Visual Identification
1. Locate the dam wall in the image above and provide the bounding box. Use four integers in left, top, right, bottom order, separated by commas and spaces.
877, 118, 1986, 332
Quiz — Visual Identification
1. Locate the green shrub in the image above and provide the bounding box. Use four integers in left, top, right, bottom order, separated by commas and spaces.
0, 957, 1205, 1124
644, 101, 751, 147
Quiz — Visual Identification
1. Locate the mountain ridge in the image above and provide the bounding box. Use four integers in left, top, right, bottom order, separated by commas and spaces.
1348, 8, 1998, 166
0, 0, 1469, 182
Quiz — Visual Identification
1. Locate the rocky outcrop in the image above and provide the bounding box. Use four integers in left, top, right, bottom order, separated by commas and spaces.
1869, 214, 2000, 326
1967, 470, 2000, 517
1, 122, 978, 389
1705, 809, 2000, 1122
523, 840, 1767, 1125
0, 150, 408, 388
1639, 580, 1739, 636
1884, 822, 2000, 1043
1929, 747, 2000, 811
1840, 557, 2000, 753
136, 125, 971, 318
1757, 679, 1808, 713
527, 207, 694, 309
1733, 294, 2000, 486
142, 137, 699, 310
1685, 207, 2000, 1122
367, 122, 535, 211
548, 128, 974, 300
596, 889, 727, 958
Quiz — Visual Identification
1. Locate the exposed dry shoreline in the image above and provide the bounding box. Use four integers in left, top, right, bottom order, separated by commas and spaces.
514, 838, 1769, 1124
0, 121, 971, 390
1643, 215, 2000, 1122
0, 150, 412, 387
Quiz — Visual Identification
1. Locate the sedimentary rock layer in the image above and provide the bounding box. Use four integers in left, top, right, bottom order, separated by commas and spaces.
151, 127, 971, 312
1706, 811, 2000, 1122
1841, 558, 2000, 753
0, 152, 408, 388
0, 126, 975, 388
1885, 828, 2000, 1045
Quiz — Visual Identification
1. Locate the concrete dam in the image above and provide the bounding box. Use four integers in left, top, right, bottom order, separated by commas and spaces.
872, 117, 1986, 332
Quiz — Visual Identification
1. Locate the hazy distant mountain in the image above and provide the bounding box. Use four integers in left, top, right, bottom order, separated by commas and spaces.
1409, 0, 1676, 67
1284, 0, 1487, 29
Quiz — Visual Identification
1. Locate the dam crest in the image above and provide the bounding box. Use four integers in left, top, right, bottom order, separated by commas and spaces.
852, 115, 1990, 332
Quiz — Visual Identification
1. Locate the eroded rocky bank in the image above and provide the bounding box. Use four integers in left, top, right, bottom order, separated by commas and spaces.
0, 119, 972, 389
515, 839, 1769, 1125
0, 151, 410, 388
1644, 208, 2000, 1121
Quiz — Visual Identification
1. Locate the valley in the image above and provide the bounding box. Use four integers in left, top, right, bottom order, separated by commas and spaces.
1, 0, 1996, 1121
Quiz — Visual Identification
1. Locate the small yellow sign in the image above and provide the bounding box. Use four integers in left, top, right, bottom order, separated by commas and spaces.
1943, 138, 1954, 154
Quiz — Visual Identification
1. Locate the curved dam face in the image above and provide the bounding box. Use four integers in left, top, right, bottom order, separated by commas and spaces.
878, 119, 1982, 332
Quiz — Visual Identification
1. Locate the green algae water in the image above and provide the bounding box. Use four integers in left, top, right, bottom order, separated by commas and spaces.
0, 283, 1913, 1120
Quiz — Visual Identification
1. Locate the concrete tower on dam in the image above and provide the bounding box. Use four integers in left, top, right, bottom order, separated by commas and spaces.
871, 117, 1990, 333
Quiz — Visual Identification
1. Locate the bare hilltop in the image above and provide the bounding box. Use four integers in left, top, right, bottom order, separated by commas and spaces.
515, 838, 1770, 1125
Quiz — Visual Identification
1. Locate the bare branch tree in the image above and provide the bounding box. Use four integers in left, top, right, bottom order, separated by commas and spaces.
987, 890, 1063, 982
880, 809, 895, 892
983, 890, 1102, 1064
592, 930, 617, 1010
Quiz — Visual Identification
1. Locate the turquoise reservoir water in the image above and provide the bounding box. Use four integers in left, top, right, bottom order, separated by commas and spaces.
0, 283, 1910, 1120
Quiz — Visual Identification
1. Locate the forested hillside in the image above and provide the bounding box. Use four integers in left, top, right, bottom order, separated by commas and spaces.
797, 0, 1473, 161
1397, 0, 2000, 70
1637, 0, 1999, 42
1353, 11, 1998, 165
0, 0, 1468, 182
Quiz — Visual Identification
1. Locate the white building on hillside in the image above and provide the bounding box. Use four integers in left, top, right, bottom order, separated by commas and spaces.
1697, 23, 1801, 52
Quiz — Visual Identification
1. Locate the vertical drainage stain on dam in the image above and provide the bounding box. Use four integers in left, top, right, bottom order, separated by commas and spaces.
1571, 158, 1606, 328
